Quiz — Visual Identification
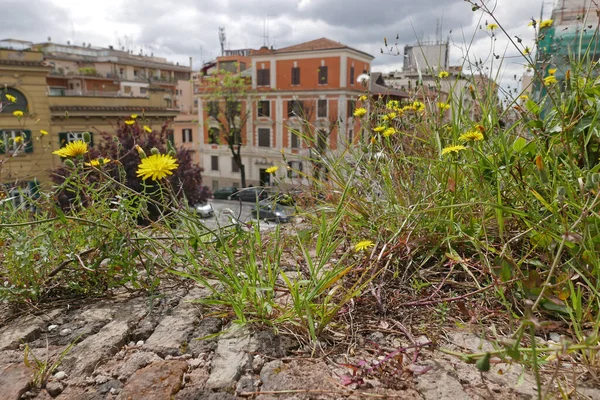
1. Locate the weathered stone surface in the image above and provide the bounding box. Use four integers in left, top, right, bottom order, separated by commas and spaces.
0, 310, 61, 350
116, 351, 163, 380
143, 288, 207, 357
118, 360, 188, 400
0, 363, 32, 400
45, 380, 64, 397
61, 319, 130, 377
206, 325, 256, 390
257, 359, 339, 400
97, 379, 123, 395
186, 317, 222, 356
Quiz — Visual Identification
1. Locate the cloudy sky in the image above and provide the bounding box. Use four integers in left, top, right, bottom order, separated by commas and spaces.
1, 0, 550, 94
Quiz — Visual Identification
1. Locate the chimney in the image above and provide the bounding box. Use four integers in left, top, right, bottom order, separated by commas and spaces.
189, 56, 192, 69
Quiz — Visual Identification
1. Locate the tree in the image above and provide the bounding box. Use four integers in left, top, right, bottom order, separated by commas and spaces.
204, 69, 250, 187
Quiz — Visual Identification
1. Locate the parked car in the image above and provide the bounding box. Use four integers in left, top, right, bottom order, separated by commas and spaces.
212, 187, 238, 200
250, 202, 290, 223
229, 187, 270, 202
192, 202, 214, 218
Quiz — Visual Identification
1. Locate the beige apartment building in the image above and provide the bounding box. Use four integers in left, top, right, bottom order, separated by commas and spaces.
0, 39, 192, 200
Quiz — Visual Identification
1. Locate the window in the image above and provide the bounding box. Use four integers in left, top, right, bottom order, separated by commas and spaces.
232, 128, 242, 145
258, 128, 270, 147
140, 87, 148, 94
220, 61, 238, 73
1, 88, 28, 115
291, 67, 300, 85
317, 99, 327, 118
257, 69, 270, 86
350, 66, 355, 85
232, 157, 240, 173
211, 156, 219, 171
58, 131, 94, 149
0, 130, 32, 154
318, 66, 328, 84
317, 130, 328, 152
258, 100, 270, 117
193, 99, 198, 108
290, 131, 300, 149
347, 99, 355, 117
207, 101, 219, 119
182, 128, 192, 143
208, 127, 220, 144
225, 101, 241, 120
287, 161, 303, 178
287, 100, 304, 118
239, 62, 247, 71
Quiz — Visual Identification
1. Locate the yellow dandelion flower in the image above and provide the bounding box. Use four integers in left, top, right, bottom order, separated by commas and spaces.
14, 136, 23, 144
13, 110, 23, 117
438, 71, 449, 79
354, 240, 375, 252
548, 68, 557, 75
519, 94, 529, 100
386, 100, 400, 109
487, 23, 499, 31
125, 120, 135, 125
539, 19, 553, 29
544, 75, 558, 85
143, 125, 152, 133
265, 166, 279, 174
413, 101, 425, 112
528, 20, 538, 27
441, 144, 467, 155
373, 125, 386, 133
383, 127, 396, 137
386, 112, 397, 119
353, 107, 367, 117
40, 130, 48, 135
459, 130, 484, 142
136, 154, 179, 181
85, 158, 112, 167
5, 94, 17, 103
358, 95, 368, 101
437, 102, 450, 110
52, 140, 89, 157
130, 114, 138, 119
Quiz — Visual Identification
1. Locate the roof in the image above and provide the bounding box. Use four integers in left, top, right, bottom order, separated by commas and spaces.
274, 38, 373, 59
0, 59, 47, 67
368, 72, 409, 98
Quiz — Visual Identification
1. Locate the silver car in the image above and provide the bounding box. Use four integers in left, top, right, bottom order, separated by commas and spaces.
192, 202, 214, 218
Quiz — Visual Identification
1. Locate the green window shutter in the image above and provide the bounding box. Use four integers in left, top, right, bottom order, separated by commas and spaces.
23, 130, 33, 153
59, 132, 68, 148
89, 132, 94, 148
167, 130, 174, 146
0, 130, 5, 154
27, 179, 40, 199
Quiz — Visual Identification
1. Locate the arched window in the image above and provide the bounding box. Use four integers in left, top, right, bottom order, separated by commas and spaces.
1, 88, 28, 114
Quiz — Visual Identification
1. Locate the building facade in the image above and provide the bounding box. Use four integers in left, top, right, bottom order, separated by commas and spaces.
0, 39, 191, 199
195, 38, 376, 190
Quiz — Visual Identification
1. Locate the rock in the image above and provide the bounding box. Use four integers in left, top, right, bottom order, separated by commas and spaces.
206, 325, 257, 390
53, 371, 67, 381
119, 360, 188, 400
117, 351, 163, 380
0, 310, 61, 350
186, 317, 223, 356
127, 341, 135, 347
47, 325, 58, 332
236, 375, 256, 395
94, 374, 110, 384
549, 332, 561, 343
59, 328, 72, 337
77, 305, 115, 324
45, 381, 64, 397
97, 379, 123, 395
143, 289, 208, 357
131, 319, 159, 342
136, 340, 144, 346
253, 329, 297, 358
0, 363, 32, 400
61, 319, 130, 378
257, 359, 339, 400
252, 354, 265, 373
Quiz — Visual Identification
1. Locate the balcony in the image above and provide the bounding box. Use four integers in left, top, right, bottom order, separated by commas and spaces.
48, 88, 148, 98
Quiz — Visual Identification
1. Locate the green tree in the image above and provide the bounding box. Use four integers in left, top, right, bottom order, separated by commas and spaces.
204, 69, 250, 187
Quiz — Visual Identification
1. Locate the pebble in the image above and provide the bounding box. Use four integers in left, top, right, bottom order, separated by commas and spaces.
46, 381, 64, 397
128, 341, 135, 347
95, 374, 110, 384
54, 371, 67, 381
59, 328, 72, 336
549, 332, 561, 343
48, 324, 58, 332
136, 340, 144, 346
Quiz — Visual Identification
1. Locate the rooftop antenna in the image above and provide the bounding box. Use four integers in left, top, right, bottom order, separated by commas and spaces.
219, 27, 226, 56
435, 18, 440, 43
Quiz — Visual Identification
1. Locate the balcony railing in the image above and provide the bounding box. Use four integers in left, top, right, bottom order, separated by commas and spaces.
48, 88, 148, 98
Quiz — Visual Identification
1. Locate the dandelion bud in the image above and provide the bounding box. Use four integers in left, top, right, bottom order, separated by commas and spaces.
64, 159, 76, 168
150, 147, 160, 155
166, 139, 175, 155
168, 149, 176, 157
135, 144, 147, 159
585, 174, 595, 191
82, 131, 91, 143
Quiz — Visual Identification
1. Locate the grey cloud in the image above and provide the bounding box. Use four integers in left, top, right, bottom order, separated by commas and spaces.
0, 0, 68, 42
